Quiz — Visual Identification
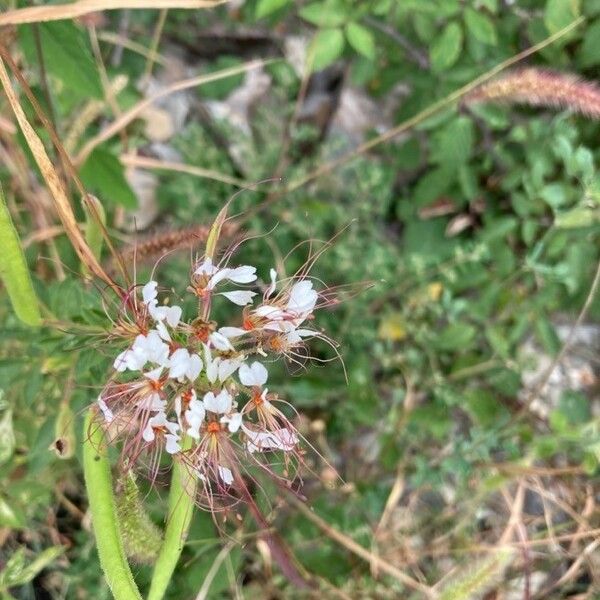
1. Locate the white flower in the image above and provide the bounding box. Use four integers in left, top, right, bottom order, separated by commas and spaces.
239, 361, 268, 387
142, 411, 179, 442
209, 331, 234, 352
219, 290, 257, 306
194, 258, 218, 277
244, 427, 298, 453
151, 304, 182, 327
203, 389, 232, 414
139, 367, 166, 411
220, 412, 242, 433
217, 465, 233, 485
97, 396, 114, 423
168, 348, 202, 382
196, 260, 257, 290
142, 281, 182, 327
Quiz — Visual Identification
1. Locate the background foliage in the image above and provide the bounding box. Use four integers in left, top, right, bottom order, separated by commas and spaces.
0, 0, 599, 598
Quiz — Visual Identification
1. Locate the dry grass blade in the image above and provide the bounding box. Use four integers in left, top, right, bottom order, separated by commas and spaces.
0, 56, 116, 291
286, 494, 436, 598
0, 0, 226, 25
75, 59, 269, 166
120, 154, 249, 188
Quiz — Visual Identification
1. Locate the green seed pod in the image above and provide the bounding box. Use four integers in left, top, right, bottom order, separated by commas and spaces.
115, 470, 163, 564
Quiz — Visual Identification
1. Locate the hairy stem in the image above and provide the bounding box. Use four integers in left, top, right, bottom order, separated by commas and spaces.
82, 410, 142, 600
148, 445, 196, 600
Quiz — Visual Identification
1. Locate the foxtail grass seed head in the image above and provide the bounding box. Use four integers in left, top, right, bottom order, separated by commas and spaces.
97, 242, 333, 504
464, 68, 600, 120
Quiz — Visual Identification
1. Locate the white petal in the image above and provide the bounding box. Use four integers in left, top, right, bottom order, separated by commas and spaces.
209, 332, 234, 352
218, 357, 243, 381
97, 396, 114, 423
142, 421, 155, 442
165, 434, 181, 454
265, 268, 277, 298
220, 290, 257, 306
218, 327, 247, 339
186, 353, 203, 381
155, 320, 171, 342
144, 366, 163, 383
203, 344, 219, 384
287, 281, 318, 314
221, 412, 242, 433
218, 465, 233, 485
239, 362, 268, 387
194, 257, 218, 276
227, 265, 257, 284
203, 390, 232, 414
245, 428, 298, 453
142, 281, 158, 305
254, 304, 285, 320
207, 267, 232, 289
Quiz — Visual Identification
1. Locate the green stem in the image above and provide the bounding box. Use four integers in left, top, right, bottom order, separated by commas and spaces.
148, 441, 196, 600
82, 411, 143, 600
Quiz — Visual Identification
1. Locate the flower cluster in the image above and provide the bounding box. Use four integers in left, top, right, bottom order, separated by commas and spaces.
97, 254, 326, 499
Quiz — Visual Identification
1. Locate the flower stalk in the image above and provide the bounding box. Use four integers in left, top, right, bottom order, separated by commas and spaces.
82, 410, 142, 600
147, 438, 197, 600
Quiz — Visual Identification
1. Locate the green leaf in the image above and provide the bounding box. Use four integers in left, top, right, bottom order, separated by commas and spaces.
555, 206, 600, 228
19, 21, 102, 100
544, 0, 581, 35
299, 2, 348, 27
0, 407, 15, 465
80, 148, 138, 209
578, 18, 600, 66
559, 390, 590, 424
0, 496, 26, 529
308, 28, 345, 71
430, 116, 475, 168
255, 0, 289, 18
0, 185, 42, 327
434, 323, 477, 351
430, 21, 463, 72
464, 8, 498, 45
534, 315, 561, 355
345, 22, 376, 59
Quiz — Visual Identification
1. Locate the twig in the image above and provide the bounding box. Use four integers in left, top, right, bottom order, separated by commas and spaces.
520, 257, 600, 411
194, 541, 235, 600
75, 59, 271, 166
119, 154, 250, 188
363, 16, 429, 69
285, 493, 436, 598
142, 8, 168, 85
